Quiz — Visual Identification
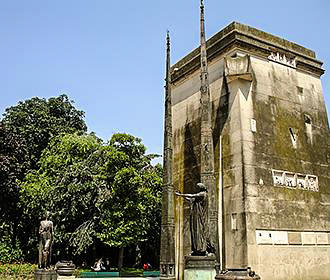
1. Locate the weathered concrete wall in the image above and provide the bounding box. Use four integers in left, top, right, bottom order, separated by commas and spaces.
253, 245, 330, 280
170, 22, 330, 280
172, 53, 255, 276
245, 54, 330, 279
172, 55, 227, 279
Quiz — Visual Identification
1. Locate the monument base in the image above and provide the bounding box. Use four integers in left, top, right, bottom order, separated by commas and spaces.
34, 269, 57, 280
184, 255, 216, 280
215, 268, 261, 280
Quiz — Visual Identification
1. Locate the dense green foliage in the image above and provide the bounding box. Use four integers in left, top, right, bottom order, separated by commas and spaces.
0, 122, 28, 223
0, 223, 23, 263
0, 95, 162, 267
20, 133, 103, 259
0, 123, 28, 262
1, 94, 87, 170
0, 263, 37, 280
0, 95, 87, 263
20, 132, 162, 263
97, 134, 161, 248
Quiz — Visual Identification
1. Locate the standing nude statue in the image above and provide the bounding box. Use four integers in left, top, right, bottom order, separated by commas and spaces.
176, 183, 213, 256
38, 212, 54, 269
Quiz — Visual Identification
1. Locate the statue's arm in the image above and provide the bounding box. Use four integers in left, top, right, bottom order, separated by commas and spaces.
175, 191, 194, 198
175, 191, 201, 199
177, 191, 206, 200
195, 191, 207, 198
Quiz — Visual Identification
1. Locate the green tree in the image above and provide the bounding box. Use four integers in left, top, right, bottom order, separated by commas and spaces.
0, 94, 87, 260
0, 122, 28, 223
96, 133, 161, 269
2, 94, 87, 170
20, 133, 103, 260
0, 122, 27, 262
20, 133, 162, 266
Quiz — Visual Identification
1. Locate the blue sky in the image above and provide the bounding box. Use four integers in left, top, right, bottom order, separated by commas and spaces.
1, 0, 329, 157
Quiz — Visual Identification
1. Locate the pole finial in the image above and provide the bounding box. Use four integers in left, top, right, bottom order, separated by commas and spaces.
166, 30, 170, 49
200, 0, 205, 22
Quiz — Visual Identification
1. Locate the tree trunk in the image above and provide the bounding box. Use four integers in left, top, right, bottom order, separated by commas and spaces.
118, 247, 124, 270
92, 245, 96, 264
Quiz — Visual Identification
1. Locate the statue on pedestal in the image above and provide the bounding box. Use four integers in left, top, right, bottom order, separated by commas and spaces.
176, 183, 213, 256
35, 212, 57, 280
38, 212, 54, 269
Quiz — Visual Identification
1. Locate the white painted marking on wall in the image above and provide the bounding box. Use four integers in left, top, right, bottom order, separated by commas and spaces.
272, 231, 288, 245
256, 230, 273, 244
256, 230, 330, 246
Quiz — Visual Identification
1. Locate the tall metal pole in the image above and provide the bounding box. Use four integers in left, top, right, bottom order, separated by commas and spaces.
199, 0, 219, 266
160, 31, 176, 280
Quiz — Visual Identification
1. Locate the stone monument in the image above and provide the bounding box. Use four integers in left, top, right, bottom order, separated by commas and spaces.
160, 0, 330, 279
176, 183, 216, 280
161, 1, 218, 279
160, 31, 176, 280
175, 183, 210, 256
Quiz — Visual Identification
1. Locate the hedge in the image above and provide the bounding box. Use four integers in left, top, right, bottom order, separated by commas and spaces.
0, 263, 37, 280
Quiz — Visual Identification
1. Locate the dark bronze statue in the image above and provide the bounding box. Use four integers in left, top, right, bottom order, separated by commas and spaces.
176, 183, 212, 256
38, 212, 54, 269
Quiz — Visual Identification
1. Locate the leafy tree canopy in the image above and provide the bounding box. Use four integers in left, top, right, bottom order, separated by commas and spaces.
97, 134, 161, 247
0, 122, 27, 262
0, 122, 28, 222
0, 95, 87, 261
1, 95, 162, 265
2, 94, 87, 170
20, 132, 162, 263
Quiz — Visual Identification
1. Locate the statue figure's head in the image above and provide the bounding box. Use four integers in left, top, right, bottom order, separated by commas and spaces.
197, 183, 207, 192
43, 211, 50, 220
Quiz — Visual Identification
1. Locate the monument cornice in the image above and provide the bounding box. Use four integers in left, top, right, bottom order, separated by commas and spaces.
171, 22, 324, 83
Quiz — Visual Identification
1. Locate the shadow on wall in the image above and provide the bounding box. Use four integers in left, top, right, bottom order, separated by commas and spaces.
213, 74, 230, 148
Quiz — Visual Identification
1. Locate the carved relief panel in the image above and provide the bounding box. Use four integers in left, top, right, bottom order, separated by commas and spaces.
272, 169, 318, 192
268, 51, 296, 68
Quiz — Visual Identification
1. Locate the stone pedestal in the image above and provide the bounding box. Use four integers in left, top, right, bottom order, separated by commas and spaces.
184, 255, 216, 280
55, 261, 75, 277
35, 269, 57, 280
215, 268, 261, 280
